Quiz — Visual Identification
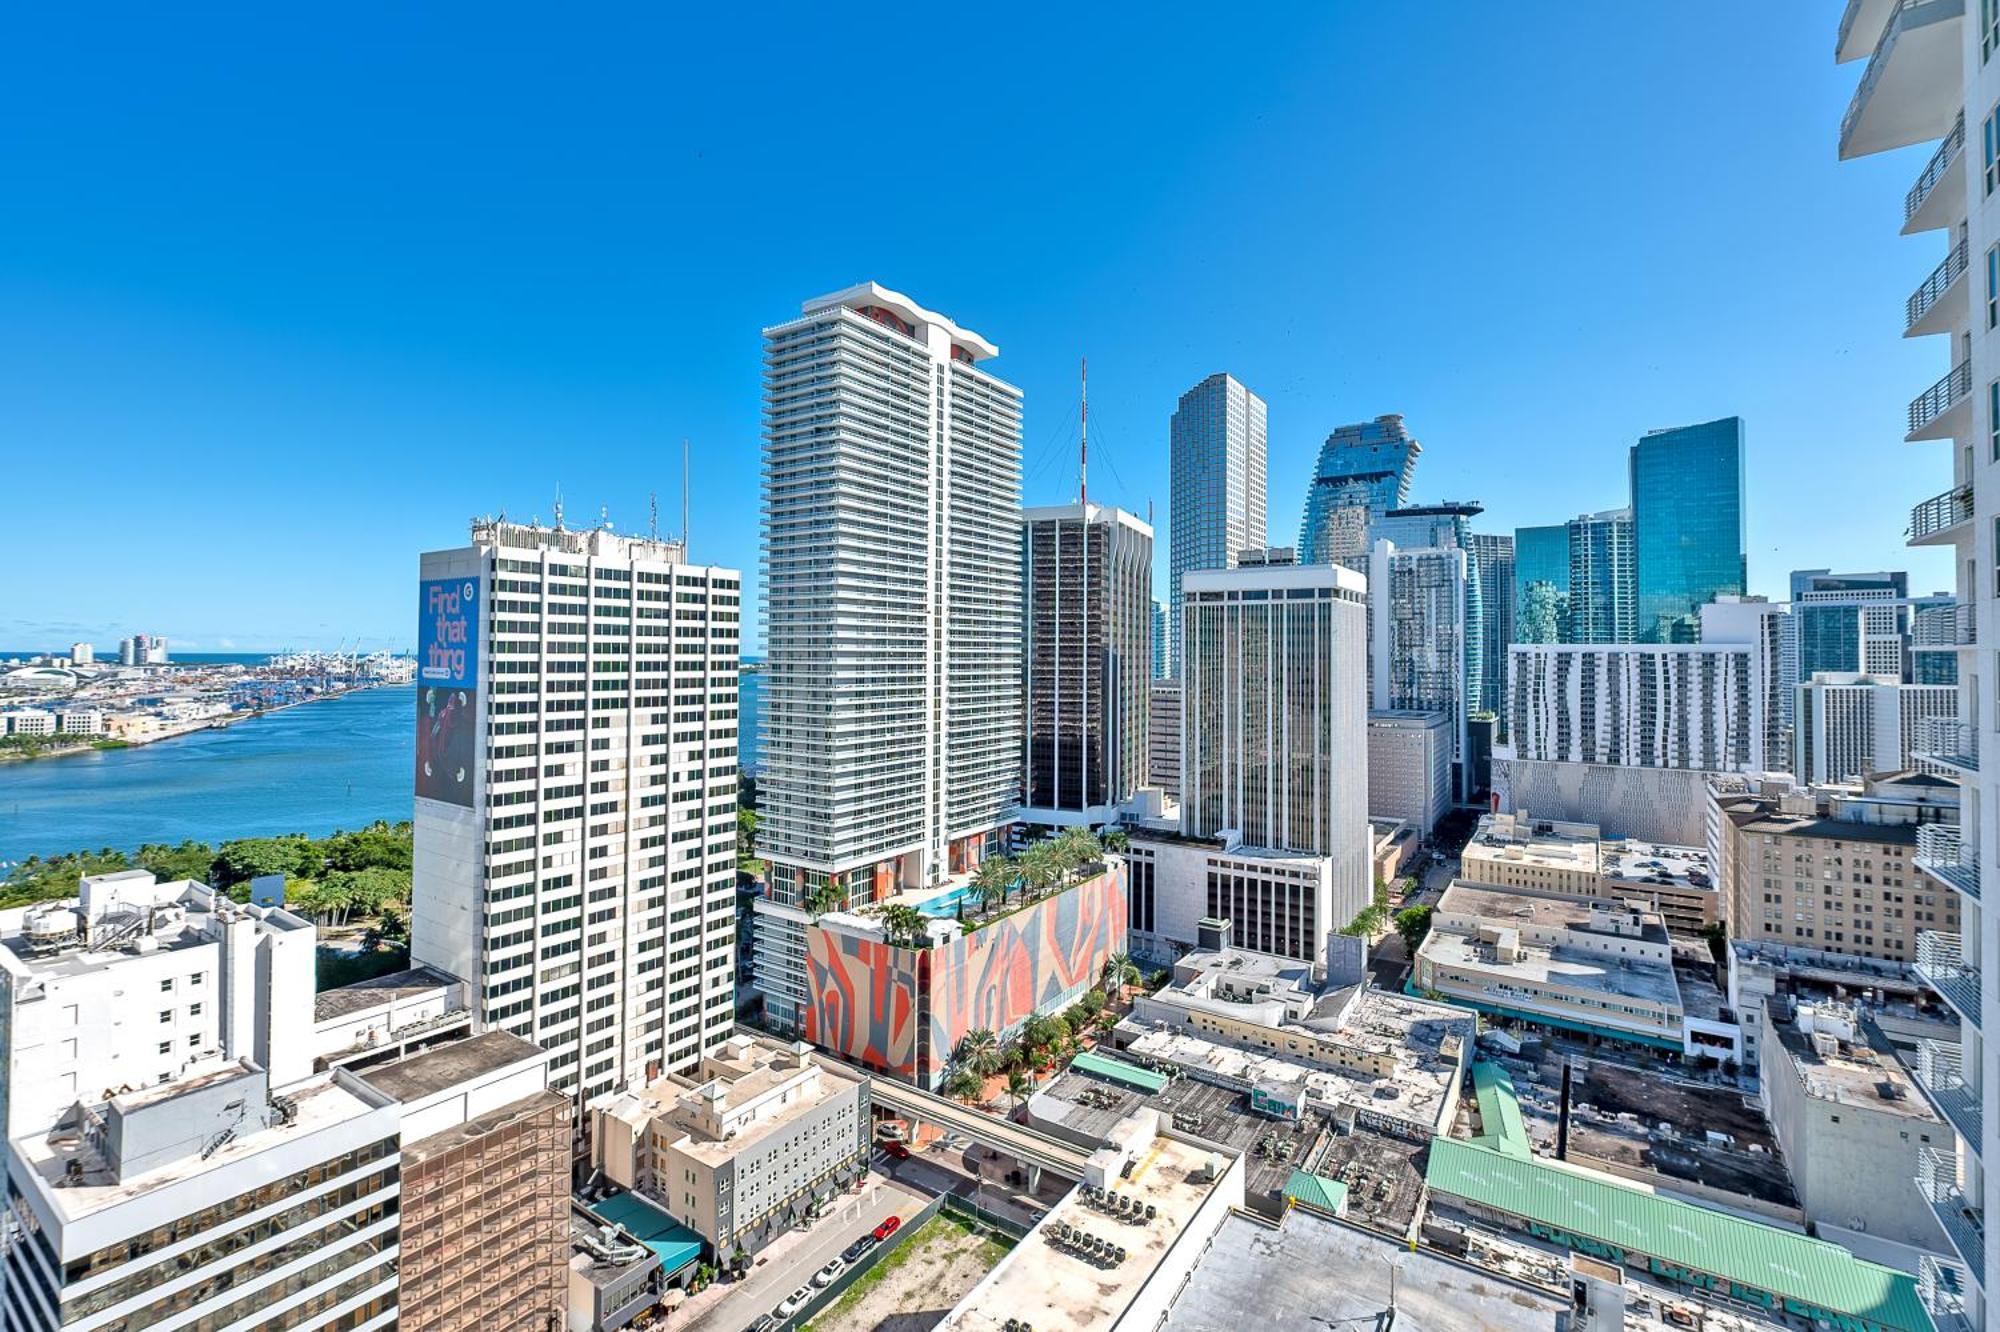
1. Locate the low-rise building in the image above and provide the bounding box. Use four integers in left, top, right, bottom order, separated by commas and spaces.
1461, 811, 1718, 936
1366, 709, 1451, 836
1412, 882, 1741, 1060
1126, 831, 1339, 968
54, 710, 104, 736
590, 1034, 870, 1259
3, 709, 56, 736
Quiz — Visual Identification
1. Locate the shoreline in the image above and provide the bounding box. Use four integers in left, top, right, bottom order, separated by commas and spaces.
0, 679, 409, 764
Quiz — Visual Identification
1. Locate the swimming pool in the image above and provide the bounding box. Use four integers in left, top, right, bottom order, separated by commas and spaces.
915, 885, 980, 917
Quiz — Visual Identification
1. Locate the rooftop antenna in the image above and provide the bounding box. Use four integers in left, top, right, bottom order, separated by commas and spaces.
1079, 356, 1088, 508
649, 491, 660, 543
599, 503, 610, 531
682, 438, 691, 549
553, 485, 566, 531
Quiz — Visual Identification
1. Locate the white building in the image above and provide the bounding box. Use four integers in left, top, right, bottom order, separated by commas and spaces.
1126, 831, 1344, 967
1366, 709, 1451, 837
1836, 1, 1998, 1314
1021, 503, 1154, 828
3, 710, 55, 737
1507, 641, 1766, 772
1370, 540, 1473, 798
55, 710, 105, 737
412, 518, 741, 1104
67, 643, 92, 666
1794, 672, 1959, 783
1167, 372, 1267, 679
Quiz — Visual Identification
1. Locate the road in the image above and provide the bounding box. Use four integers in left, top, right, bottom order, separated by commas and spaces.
872, 1135, 1059, 1230
679, 1173, 928, 1332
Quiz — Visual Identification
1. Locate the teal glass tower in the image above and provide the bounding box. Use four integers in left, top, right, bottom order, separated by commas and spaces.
1513, 523, 1570, 643
1630, 417, 1746, 643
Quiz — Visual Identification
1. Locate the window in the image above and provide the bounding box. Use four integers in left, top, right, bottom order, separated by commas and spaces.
1988, 245, 1998, 328
159, 1010, 172, 1024
1991, 381, 2000, 460
1987, 0, 1999, 63
1986, 106, 2000, 196
188, 1002, 203, 1018
159, 978, 173, 993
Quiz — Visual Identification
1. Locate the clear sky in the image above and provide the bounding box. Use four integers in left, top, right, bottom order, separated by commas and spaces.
0, 5, 1951, 653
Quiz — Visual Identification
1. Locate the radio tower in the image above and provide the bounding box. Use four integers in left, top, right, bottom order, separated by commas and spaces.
1078, 356, 1088, 507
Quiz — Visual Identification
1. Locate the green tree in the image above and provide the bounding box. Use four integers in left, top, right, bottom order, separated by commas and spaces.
1017, 843, 1061, 900
1, 848, 131, 908
1053, 828, 1101, 880
322, 823, 413, 873
957, 1028, 1000, 1078
805, 881, 847, 916
1018, 1014, 1062, 1059
1101, 953, 1140, 995
212, 836, 316, 887
1079, 987, 1106, 1019
1100, 827, 1130, 854
972, 855, 1013, 912
944, 1065, 984, 1102
1394, 905, 1434, 955
136, 839, 217, 883
1006, 1068, 1033, 1112
879, 903, 930, 948
736, 806, 762, 873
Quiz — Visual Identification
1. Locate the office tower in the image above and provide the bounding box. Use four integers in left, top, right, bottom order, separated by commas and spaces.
1371, 540, 1478, 798
1149, 677, 1182, 797
67, 642, 92, 666
1790, 569, 1957, 689
1367, 709, 1452, 835
1297, 413, 1421, 567
1152, 598, 1169, 679
412, 518, 741, 1103
1838, 8, 1990, 1312
1699, 596, 1795, 776
1021, 503, 1153, 826
1630, 417, 1747, 642
116, 636, 136, 666
1168, 373, 1268, 674
752, 284, 1022, 1033
1794, 673, 1959, 784
1467, 532, 1515, 726
1513, 523, 1570, 644
144, 635, 169, 665
1182, 551, 1368, 868
1567, 508, 1636, 643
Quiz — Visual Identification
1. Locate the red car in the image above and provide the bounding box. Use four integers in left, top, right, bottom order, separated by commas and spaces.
883, 1141, 910, 1160
872, 1215, 901, 1242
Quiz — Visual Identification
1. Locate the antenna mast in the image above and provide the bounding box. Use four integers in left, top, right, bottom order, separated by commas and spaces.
1078, 356, 1088, 508
649, 491, 659, 542
682, 439, 691, 549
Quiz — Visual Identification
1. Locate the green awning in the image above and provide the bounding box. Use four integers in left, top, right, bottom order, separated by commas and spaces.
1283, 1169, 1349, 1218
1468, 1061, 1530, 1159
590, 1190, 705, 1278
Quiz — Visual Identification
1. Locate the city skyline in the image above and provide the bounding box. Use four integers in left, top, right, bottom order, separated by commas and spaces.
0, 7, 1958, 652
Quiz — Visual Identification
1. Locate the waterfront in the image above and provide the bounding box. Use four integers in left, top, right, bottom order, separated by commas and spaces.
0, 685, 415, 865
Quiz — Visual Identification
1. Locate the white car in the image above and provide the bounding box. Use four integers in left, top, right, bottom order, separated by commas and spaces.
777, 1285, 812, 1317
813, 1258, 844, 1287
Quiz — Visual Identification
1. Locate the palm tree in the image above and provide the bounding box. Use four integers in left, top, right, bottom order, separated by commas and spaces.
804, 881, 846, 916
972, 855, 1013, 913
1006, 1068, 1033, 1113
1019, 1013, 1061, 1060
1055, 827, 1101, 879
1017, 844, 1060, 901
1101, 827, 1131, 854
944, 1065, 983, 1102
957, 1028, 1000, 1078
1102, 952, 1140, 998
879, 903, 930, 948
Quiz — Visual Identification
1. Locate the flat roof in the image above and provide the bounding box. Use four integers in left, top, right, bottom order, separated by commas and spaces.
1439, 883, 1672, 946
1425, 1139, 1930, 1332
1071, 1050, 1168, 1095
1418, 929, 1683, 1012
1731, 813, 1918, 846
941, 1134, 1226, 1332
314, 964, 458, 1021
1772, 1019, 1939, 1122
588, 1190, 703, 1278
356, 1030, 545, 1103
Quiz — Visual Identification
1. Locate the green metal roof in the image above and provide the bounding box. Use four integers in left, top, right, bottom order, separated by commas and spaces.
1468, 1061, 1529, 1159
1282, 1169, 1349, 1218
1425, 1139, 1932, 1332
590, 1190, 705, 1278
1073, 1050, 1169, 1095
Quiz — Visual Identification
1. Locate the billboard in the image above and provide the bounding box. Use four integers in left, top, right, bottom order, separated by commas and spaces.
416, 576, 479, 808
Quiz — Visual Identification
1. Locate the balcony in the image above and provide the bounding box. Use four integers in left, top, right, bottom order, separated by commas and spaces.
1906, 111, 1968, 233
1919, 1252, 1980, 1328
1907, 233, 1970, 336
1914, 602, 1980, 647
1917, 930, 1983, 1029
1910, 359, 1973, 440
1840, 0, 1903, 61
1842, 0, 1967, 160
1909, 485, 1975, 545
1914, 721, 1981, 783
1913, 1036, 1984, 1147
1918, 1144, 1986, 1277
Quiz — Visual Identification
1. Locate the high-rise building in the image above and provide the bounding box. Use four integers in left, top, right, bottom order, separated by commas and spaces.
1371, 540, 1478, 798
1631, 417, 1747, 643
751, 284, 1022, 1034
1148, 677, 1182, 797
1366, 709, 1452, 836
1789, 570, 1956, 689
116, 636, 137, 666
67, 642, 92, 666
1837, 8, 1992, 1313
1513, 523, 1570, 647
1699, 596, 1795, 776
1297, 413, 1420, 567
1021, 503, 1153, 827
1794, 673, 1959, 785
1181, 551, 1368, 876
1168, 373, 1267, 675
1467, 532, 1515, 728
1151, 598, 1169, 680
412, 518, 741, 1104
1506, 642, 1766, 772
1567, 508, 1636, 643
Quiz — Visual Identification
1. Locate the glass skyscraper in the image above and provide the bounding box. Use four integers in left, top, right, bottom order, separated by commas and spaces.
1297, 414, 1420, 567
1513, 523, 1569, 644
1168, 373, 1267, 677
1567, 507, 1635, 643
1467, 532, 1514, 725
1630, 416, 1747, 643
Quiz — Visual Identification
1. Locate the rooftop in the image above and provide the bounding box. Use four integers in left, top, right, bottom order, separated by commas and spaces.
585, 1190, 703, 1280
1769, 1006, 1938, 1122
314, 964, 459, 1021
940, 1133, 1229, 1332
1437, 882, 1673, 947
603, 1034, 865, 1168
355, 1030, 546, 1104
0, 877, 309, 983
1419, 929, 1683, 1012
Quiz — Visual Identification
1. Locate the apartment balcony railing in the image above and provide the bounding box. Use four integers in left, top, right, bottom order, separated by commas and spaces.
1907, 110, 1968, 223
1916, 823, 1982, 897
1919, 1144, 1987, 1276
1909, 485, 1975, 543
1916, 930, 1983, 1029
1919, 1253, 1979, 1328
1913, 602, 1978, 647
1910, 358, 1973, 437
1913, 1036, 1984, 1146
1907, 233, 1970, 330
1914, 719, 1981, 781
1843, 0, 1968, 158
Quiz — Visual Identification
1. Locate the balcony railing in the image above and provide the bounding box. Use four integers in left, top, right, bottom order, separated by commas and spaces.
1844, 0, 1970, 152
1913, 602, 1977, 646
1913, 1036, 1984, 1146
1919, 1144, 1986, 1276
1909, 485, 1975, 541
1917, 931, 1983, 1028
1919, 1253, 1979, 1328
1917, 822, 1982, 896
1910, 358, 1973, 436
1914, 719, 1981, 780
1908, 110, 1968, 222
1908, 234, 1970, 329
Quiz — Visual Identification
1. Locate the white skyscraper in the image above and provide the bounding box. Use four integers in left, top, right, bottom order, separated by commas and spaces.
1506, 642, 1765, 772
1837, 8, 1991, 1314
1167, 373, 1268, 678
1794, 672, 1959, 784
412, 518, 741, 1104
752, 284, 1022, 1032
1370, 539, 1475, 798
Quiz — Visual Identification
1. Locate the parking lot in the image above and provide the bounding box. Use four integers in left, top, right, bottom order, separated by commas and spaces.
680, 1173, 930, 1332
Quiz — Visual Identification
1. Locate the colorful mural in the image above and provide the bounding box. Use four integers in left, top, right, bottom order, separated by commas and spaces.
801, 864, 1129, 1086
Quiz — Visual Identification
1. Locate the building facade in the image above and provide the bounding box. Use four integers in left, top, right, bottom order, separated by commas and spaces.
1366, 709, 1451, 837
1513, 522, 1570, 644
1505, 642, 1765, 772
1296, 413, 1420, 568
1566, 508, 1636, 644
1630, 417, 1747, 644
411, 519, 741, 1103
1168, 373, 1268, 676
1467, 532, 1514, 730
1794, 673, 1959, 784
1148, 678, 1182, 798
1371, 540, 1478, 797
1021, 503, 1154, 827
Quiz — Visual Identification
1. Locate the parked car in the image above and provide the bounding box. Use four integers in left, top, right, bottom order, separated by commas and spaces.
747, 1318, 779, 1332
883, 1140, 910, 1160
776, 1285, 812, 1318
872, 1215, 902, 1242
813, 1258, 844, 1287
842, 1236, 876, 1264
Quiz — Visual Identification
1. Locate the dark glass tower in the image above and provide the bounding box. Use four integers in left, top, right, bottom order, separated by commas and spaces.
1630, 416, 1747, 643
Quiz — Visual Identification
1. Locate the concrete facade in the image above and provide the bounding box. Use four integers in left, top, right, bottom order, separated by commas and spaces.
1366, 709, 1451, 836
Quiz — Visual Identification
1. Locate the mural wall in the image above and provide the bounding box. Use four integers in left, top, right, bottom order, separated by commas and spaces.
801, 864, 1129, 1086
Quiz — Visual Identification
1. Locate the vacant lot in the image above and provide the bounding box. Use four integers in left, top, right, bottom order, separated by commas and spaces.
807, 1213, 1012, 1332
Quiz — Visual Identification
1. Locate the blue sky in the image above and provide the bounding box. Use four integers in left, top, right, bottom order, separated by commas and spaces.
0, 5, 1950, 652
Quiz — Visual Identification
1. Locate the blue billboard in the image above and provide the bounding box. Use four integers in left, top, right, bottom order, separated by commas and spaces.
416, 576, 479, 807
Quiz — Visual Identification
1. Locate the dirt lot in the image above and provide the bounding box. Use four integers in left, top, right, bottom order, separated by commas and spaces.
806, 1214, 1012, 1332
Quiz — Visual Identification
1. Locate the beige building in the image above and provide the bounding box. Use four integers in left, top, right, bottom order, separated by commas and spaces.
1707, 773, 1959, 967
590, 1034, 870, 1258
1460, 811, 1718, 935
